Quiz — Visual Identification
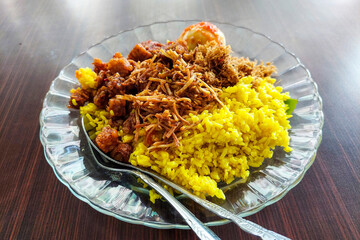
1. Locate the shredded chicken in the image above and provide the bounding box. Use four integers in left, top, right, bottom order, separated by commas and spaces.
70, 39, 276, 153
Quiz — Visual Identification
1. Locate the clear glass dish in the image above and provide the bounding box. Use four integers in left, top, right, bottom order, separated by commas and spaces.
39, 20, 324, 229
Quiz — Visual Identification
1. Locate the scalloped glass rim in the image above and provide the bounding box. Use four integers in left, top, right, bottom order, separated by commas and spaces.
40, 20, 324, 229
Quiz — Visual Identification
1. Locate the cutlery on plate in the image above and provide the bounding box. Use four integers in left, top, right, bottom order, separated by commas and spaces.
82, 116, 291, 240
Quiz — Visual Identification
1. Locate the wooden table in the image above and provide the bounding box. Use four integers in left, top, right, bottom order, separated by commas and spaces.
1, 0, 359, 239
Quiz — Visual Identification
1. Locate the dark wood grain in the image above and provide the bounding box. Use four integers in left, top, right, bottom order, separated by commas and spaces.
1, 0, 359, 239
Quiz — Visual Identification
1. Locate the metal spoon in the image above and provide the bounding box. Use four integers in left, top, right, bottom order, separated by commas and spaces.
82, 116, 291, 240
82, 117, 220, 240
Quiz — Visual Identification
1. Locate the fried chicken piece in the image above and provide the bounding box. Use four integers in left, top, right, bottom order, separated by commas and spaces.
105, 74, 124, 93
95, 126, 119, 153
128, 44, 153, 62
68, 88, 89, 108
93, 70, 106, 89
165, 40, 188, 55
93, 86, 110, 108
108, 98, 127, 117
122, 112, 136, 134
141, 40, 164, 54
110, 143, 133, 162
128, 40, 165, 62
107, 55, 134, 77
93, 58, 108, 73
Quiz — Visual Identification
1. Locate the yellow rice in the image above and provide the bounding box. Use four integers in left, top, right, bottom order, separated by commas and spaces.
79, 68, 292, 200
129, 76, 291, 199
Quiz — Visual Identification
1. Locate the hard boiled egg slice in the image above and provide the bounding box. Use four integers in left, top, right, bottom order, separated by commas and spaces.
179, 22, 226, 50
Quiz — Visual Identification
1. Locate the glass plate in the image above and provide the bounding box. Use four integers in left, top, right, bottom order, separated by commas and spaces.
39, 20, 324, 229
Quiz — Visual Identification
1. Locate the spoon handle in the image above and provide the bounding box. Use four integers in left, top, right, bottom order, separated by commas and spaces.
86, 140, 220, 240
136, 171, 220, 240
138, 171, 291, 240
229, 215, 291, 240
176, 193, 291, 240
